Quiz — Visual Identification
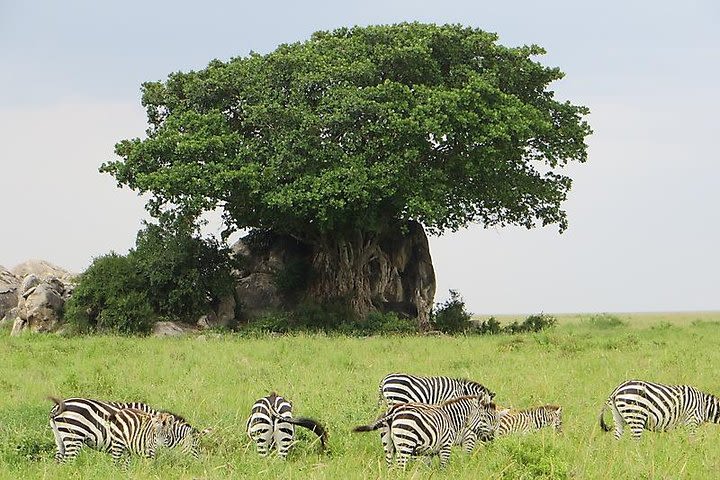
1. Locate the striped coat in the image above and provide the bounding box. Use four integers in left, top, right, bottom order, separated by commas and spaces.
600, 380, 720, 439
246, 392, 327, 458
379, 373, 495, 407
48, 397, 205, 462
107, 408, 173, 467
354, 395, 498, 468
495, 405, 562, 436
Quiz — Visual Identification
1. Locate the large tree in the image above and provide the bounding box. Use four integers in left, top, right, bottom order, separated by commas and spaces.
103, 23, 591, 326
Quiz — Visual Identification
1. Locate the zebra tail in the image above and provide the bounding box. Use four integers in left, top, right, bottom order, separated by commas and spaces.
599, 402, 611, 432
47, 396, 65, 416
288, 417, 328, 448
352, 413, 390, 433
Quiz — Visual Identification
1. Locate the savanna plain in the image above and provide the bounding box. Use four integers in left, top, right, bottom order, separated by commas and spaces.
2, 312, 720, 479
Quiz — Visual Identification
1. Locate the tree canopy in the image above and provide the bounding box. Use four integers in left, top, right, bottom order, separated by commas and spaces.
103, 23, 591, 242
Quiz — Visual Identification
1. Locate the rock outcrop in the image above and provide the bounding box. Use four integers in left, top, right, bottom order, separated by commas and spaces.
2, 260, 76, 336
230, 222, 436, 327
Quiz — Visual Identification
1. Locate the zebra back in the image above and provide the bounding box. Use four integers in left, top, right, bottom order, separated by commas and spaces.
496, 405, 562, 436
601, 379, 720, 439
379, 373, 495, 406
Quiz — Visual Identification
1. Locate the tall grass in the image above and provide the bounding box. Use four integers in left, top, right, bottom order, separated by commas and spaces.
1, 314, 720, 479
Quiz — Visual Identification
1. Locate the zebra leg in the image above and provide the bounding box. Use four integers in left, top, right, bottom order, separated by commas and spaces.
686, 417, 700, 439
461, 430, 478, 454
381, 427, 394, 468
251, 427, 272, 456
625, 412, 647, 440
438, 443, 452, 468
611, 403, 625, 440
395, 448, 412, 470
274, 422, 294, 459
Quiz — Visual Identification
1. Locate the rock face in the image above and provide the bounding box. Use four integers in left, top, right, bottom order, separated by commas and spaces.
3, 260, 76, 336
231, 222, 436, 327
0, 267, 20, 322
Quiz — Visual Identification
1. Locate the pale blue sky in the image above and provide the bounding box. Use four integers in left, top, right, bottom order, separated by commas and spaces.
1, 0, 718, 313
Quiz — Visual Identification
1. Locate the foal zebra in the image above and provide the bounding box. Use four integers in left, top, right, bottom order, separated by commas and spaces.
107, 408, 174, 468
379, 373, 495, 407
495, 405, 563, 436
353, 396, 498, 469
48, 397, 207, 462
246, 392, 327, 458
599, 380, 720, 439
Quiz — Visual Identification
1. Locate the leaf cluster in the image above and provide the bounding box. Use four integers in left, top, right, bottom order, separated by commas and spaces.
64, 222, 236, 334
102, 23, 591, 240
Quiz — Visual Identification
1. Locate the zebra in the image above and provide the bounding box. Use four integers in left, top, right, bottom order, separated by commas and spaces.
107, 408, 174, 468
378, 373, 495, 407
48, 396, 207, 462
599, 380, 720, 440
353, 395, 499, 469
494, 405, 562, 436
246, 392, 327, 458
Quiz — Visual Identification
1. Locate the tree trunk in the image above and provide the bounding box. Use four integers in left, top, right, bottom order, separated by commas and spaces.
307, 221, 436, 329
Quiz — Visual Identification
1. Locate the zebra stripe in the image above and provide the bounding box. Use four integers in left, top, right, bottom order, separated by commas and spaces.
495, 405, 562, 436
354, 395, 498, 469
379, 373, 495, 407
246, 392, 327, 458
48, 397, 204, 462
599, 379, 720, 439
108, 408, 172, 468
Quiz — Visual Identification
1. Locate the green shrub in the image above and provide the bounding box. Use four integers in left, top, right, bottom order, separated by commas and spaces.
131, 222, 236, 322
584, 313, 625, 329
242, 305, 417, 335
475, 313, 557, 335
431, 290, 473, 333
64, 221, 236, 334
64, 253, 154, 334
476, 316, 503, 334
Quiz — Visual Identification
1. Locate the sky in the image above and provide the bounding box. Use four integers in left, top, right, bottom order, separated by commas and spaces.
1, 0, 718, 314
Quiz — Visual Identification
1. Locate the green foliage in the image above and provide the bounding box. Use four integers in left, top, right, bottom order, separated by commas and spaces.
132, 222, 236, 321
583, 313, 626, 329
64, 222, 236, 334
499, 439, 569, 479
477, 313, 557, 335
102, 23, 591, 239
431, 289, 473, 332
243, 305, 417, 335
4, 315, 720, 478
64, 253, 155, 334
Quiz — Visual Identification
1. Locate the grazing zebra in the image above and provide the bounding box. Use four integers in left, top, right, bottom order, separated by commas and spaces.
48, 397, 207, 462
246, 392, 327, 458
107, 408, 173, 468
353, 395, 498, 469
599, 380, 720, 440
379, 373, 495, 407
495, 405, 562, 436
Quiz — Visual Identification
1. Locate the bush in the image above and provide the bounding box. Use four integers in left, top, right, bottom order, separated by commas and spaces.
64, 221, 237, 334
131, 222, 236, 322
64, 253, 155, 334
475, 313, 557, 335
584, 313, 625, 329
431, 290, 473, 333
242, 304, 417, 335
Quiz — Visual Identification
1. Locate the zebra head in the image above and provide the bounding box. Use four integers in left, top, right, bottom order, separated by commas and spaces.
157, 412, 208, 458
462, 380, 495, 403
151, 412, 176, 448
465, 398, 500, 442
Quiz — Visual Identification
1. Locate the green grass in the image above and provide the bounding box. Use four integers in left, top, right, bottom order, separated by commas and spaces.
1, 312, 720, 479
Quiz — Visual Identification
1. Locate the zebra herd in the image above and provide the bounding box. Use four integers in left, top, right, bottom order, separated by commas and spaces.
47, 376, 720, 469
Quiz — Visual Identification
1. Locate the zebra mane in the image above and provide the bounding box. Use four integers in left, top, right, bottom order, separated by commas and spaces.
440, 395, 494, 408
